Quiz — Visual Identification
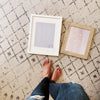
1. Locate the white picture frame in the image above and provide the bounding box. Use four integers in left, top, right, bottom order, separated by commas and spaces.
28, 14, 62, 56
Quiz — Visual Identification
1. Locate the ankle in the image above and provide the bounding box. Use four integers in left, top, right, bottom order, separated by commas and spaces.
50, 77, 56, 82
43, 74, 49, 78
50, 80, 55, 83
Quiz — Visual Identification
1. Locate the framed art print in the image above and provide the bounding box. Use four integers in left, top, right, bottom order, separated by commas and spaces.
61, 22, 96, 59
28, 14, 62, 56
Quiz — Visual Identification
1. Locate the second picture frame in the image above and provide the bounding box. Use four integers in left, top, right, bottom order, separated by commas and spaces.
61, 22, 96, 59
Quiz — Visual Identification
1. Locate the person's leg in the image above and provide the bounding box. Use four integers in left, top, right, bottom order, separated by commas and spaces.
49, 67, 62, 100
30, 60, 52, 100
52, 82, 90, 100
49, 67, 90, 100
49, 81, 61, 100
64, 83, 90, 100
31, 77, 50, 100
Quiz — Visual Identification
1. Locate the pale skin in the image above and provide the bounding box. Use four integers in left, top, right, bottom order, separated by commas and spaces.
42, 60, 62, 82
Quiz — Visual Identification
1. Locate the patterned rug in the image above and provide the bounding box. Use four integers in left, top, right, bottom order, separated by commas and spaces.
0, 0, 100, 100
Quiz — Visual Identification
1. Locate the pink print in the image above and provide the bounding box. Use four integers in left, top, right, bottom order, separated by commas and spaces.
66, 27, 90, 55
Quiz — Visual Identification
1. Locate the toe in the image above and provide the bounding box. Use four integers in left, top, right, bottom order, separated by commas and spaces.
58, 69, 61, 72
59, 69, 62, 74
49, 60, 52, 64
56, 67, 59, 70
43, 60, 49, 66
48, 60, 52, 65
57, 67, 62, 73
57, 67, 61, 70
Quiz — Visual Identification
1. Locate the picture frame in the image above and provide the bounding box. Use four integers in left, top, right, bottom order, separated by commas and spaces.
61, 22, 96, 59
28, 14, 62, 56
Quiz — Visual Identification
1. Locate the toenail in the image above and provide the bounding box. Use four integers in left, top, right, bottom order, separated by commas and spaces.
57, 67, 60, 70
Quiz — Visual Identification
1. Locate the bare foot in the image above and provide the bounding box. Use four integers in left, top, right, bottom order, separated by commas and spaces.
42, 60, 52, 78
51, 66, 62, 82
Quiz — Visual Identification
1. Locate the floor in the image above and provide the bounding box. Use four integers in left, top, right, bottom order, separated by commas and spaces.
0, 0, 100, 100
